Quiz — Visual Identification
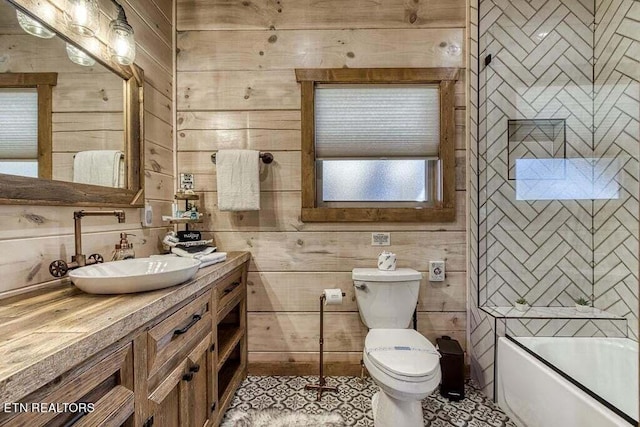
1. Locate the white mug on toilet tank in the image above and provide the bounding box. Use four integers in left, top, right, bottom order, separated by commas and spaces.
377, 251, 397, 271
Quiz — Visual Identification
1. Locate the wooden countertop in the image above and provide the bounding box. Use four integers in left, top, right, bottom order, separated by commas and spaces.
0, 251, 250, 404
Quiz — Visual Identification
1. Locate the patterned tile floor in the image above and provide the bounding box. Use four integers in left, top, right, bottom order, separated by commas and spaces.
223, 376, 517, 426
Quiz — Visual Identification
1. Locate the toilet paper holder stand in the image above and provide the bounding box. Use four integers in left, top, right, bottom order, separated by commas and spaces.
305, 291, 346, 401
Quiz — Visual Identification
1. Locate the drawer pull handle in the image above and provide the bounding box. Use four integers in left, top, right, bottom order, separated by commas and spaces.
223, 281, 241, 295
173, 314, 202, 337
62, 410, 89, 427
211, 402, 217, 412
210, 343, 216, 352
182, 372, 194, 382
189, 364, 200, 373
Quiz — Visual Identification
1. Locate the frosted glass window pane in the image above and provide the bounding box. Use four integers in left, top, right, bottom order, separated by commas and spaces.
321, 160, 427, 202
0, 89, 38, 159
315, 84, 440, 158
0, 161, 38, 177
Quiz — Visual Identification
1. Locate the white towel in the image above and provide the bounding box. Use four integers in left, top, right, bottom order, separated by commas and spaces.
73, 150, 124, 188
171, 246, 216, 258
216, 150, 260, 211
152, 252, 227, 269
198, 252, 227, 268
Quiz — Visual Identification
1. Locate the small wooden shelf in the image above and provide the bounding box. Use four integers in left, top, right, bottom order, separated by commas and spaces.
216, 365, 244, 425
217, 326, 244, 371
218, 365, 243, 402
174, 193, 200, 200
166, 218, 203, 224
217, 342, 243, 403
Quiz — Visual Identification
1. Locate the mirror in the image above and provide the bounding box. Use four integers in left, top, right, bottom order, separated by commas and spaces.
0, 0, 144, 206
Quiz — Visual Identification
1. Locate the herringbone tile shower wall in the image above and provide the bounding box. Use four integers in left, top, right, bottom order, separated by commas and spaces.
470, 0, 640, 394
594, 0, 639, 339
479, 0, 597, 309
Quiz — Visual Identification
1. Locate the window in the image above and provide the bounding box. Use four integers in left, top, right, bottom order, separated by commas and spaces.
0, 88, 39, 177
296, 68, 459, 222
0, 73, 56, 179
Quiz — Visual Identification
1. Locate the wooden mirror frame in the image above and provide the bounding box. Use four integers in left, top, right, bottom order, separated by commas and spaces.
0, 0, 145, 207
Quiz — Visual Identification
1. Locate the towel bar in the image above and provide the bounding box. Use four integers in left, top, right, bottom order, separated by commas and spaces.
210, 152, 274, 164
73, 152, 124, 159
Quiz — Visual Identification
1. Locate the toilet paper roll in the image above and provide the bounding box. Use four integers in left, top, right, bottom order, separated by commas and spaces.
378, 251, 397, 271
323, 289, 343, 305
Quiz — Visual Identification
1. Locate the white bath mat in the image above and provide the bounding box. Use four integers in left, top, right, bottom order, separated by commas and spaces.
221, 409, 345, 427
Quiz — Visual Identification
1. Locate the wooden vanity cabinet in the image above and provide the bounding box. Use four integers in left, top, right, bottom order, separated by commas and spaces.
143, 263, 248, 427
0, 260, 249, 427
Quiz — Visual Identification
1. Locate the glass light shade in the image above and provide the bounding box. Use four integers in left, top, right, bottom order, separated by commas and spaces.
64, 0, 99, 37
16, 10, 55, 39
65, 43, 96, 67
108, 20, 135, 65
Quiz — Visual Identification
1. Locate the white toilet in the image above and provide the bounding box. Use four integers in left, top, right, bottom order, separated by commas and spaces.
353, 268, 441, 427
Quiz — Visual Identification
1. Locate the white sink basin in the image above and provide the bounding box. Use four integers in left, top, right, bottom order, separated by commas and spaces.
69, 257, 201, 294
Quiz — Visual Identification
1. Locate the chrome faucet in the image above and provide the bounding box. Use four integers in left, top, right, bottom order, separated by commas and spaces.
49, 210, 126, 277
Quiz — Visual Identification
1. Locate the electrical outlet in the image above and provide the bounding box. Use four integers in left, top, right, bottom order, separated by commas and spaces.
371, 232, 390, 246
180, 173, 194, 190
429, 261, 445, 281
141, 203, 153, 227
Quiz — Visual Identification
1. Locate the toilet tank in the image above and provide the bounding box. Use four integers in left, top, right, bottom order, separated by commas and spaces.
352, 268, 422, 329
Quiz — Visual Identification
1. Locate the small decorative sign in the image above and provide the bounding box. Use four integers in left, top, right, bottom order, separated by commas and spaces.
180, 173, 194, 190
371, 232, 390, 246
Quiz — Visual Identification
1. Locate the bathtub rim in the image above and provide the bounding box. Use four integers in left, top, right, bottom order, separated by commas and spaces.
503, 335, 636, 425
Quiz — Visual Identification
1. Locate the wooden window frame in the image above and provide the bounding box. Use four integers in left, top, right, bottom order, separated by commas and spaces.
0, 72, 57, 180
295, 68, 459, 222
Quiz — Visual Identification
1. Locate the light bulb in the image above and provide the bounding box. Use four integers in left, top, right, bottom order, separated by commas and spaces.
109, 17, 135, 65
64, 0, 99, 37
16, 10, 55, 39
66, 42, 96, 67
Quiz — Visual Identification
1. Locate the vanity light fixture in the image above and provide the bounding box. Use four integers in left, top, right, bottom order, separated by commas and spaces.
64, 0, 100, 37
108, 1, 136, 65
65, 42, 96, 66
15, 10, 55, 38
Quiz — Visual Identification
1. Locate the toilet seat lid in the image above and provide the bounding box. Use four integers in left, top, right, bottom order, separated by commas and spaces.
365, 329, 440, 378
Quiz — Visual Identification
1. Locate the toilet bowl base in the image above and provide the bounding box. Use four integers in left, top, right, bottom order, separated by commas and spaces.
371, 390, 423, 427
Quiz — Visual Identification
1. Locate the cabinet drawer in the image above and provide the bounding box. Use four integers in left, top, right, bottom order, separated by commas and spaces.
147, 291, 211, 389
216, 267, 244, 316
0, 344, 134, 427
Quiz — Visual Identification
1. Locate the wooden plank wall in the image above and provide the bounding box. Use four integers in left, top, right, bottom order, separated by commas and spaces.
176, 0, 468, 374
0, 0, 174, 295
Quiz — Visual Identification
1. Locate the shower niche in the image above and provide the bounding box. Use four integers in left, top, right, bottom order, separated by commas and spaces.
507, 119, 566, 181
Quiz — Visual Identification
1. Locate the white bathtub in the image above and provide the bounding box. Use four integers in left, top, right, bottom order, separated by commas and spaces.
497, 337, 638, 427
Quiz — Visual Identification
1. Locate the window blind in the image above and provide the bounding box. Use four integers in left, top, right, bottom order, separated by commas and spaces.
0, 88, 38, 159
314, 84, 440, 158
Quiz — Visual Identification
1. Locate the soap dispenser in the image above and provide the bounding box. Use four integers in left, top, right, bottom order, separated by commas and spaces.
112, 233, 135, 261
